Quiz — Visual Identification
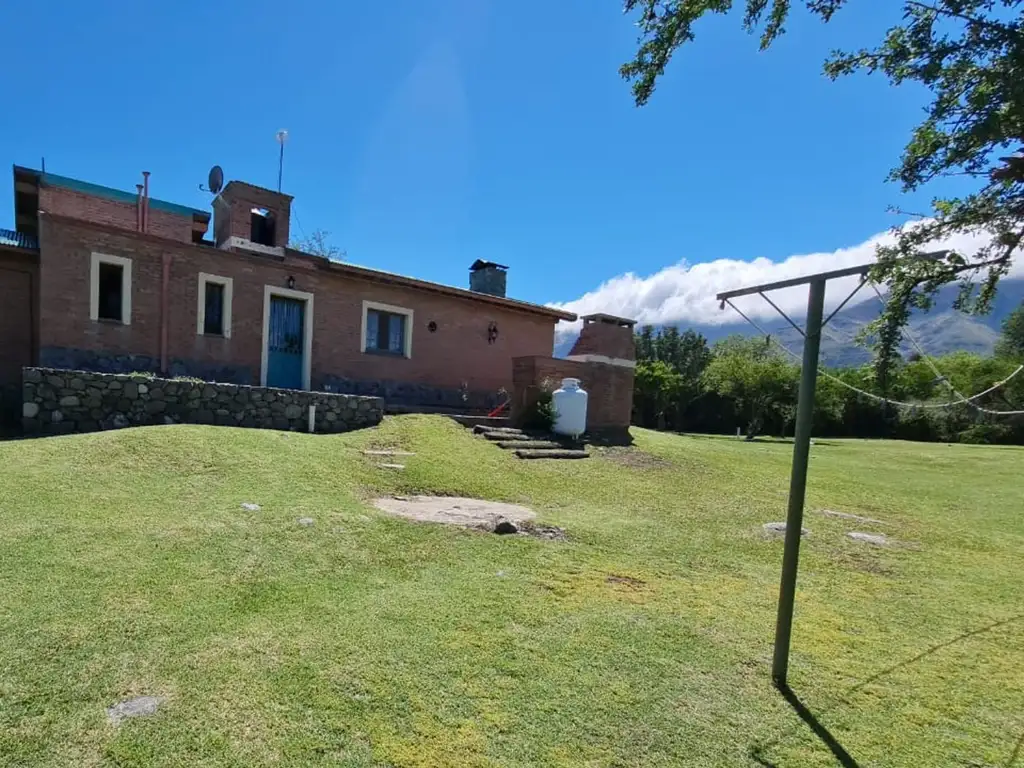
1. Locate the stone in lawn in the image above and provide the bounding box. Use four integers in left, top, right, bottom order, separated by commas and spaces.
241, 502, 261, 512
492, 517, 519, 535
763, 522, 809, 537
297, 517, 315, 527
107, 695, 165, 725
847, 531, 888, 546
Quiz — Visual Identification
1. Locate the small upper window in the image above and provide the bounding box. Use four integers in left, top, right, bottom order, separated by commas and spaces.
250, 208, 276, 246
197, 273, 233, 338
90, 253, 132, 325
97, 263, 123, 322
203, 282, 225, 336
365, 309, 406, 355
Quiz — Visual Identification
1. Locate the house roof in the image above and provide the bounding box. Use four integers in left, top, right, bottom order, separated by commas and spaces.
14, 166, 210, 220
38, 210, 577, 322
315, 257, 576, 321
0, 227, 37, 250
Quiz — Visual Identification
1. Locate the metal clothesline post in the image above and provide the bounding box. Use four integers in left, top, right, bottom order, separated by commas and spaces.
714, 250, 953, 688
771, 278, 825, 686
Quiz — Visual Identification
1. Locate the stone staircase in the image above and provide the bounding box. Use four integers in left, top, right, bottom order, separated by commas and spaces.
471, 424, 589, 460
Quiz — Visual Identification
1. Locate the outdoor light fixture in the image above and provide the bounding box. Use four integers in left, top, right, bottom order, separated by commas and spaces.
487, 322, 499, 344
287, 275, 295, 289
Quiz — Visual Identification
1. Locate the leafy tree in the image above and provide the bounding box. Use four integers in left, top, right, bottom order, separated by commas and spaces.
995, 302, 1024, 360
633, 326, 712, 428
291, 229, 344, 261
702, 336, 798, 438
621, 0, 1024, 374
634, 360, 685, 428
636, 325, 657, 363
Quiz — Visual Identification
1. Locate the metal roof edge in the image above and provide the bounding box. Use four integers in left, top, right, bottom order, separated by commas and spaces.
18, 167, 209, 219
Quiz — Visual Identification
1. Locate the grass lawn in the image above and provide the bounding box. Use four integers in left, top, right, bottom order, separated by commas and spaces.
0, 416, 1021, 767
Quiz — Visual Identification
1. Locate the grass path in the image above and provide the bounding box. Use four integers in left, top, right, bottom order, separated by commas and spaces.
0, 417, 1021, 766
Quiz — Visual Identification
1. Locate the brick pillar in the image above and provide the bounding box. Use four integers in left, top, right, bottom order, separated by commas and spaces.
566, 313, 636, 363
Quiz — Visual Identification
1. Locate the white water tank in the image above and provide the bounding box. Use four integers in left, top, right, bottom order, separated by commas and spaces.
552, 378, 588, 437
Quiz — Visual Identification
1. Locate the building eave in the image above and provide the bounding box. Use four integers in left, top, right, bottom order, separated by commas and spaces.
39, 213, 577, 322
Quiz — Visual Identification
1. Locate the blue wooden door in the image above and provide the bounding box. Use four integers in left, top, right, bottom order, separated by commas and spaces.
267, 296, 305, 389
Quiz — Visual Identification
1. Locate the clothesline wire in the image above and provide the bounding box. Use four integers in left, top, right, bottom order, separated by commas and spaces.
721, 297, 1024, 416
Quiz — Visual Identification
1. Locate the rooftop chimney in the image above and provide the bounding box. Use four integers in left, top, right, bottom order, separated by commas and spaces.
469, 260, 508, 298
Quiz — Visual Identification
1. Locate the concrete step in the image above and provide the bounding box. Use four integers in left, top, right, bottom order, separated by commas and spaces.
494, 440, 566, 450
515, 448, 589, 460
482, 431, 532, 441
473, 424, 523, 436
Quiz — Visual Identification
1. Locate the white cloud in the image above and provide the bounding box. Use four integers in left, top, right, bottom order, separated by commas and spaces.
551, 225, 1019, 339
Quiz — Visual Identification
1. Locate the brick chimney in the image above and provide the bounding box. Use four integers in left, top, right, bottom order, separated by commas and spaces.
469, 260, 508, 297
213, 181, 292, 254
566, 313, 637, 364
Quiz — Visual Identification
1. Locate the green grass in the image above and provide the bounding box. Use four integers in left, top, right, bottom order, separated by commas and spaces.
0, 417, 1021, 767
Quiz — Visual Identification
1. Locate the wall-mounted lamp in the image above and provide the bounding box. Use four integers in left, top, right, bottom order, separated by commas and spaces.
487, 321, 499, 344
427, 321, 438, 333
287, 275, 295, 290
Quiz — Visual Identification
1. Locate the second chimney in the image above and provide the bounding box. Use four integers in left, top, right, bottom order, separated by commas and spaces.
469, 260, 508, 298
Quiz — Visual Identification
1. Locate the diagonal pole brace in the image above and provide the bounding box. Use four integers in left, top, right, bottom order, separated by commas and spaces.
758, 292, 805, 337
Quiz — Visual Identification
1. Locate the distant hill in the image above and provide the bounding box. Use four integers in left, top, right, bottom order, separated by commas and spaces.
555, 278, 1024, 367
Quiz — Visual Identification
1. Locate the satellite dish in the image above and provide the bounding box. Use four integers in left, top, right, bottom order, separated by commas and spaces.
207, 165, 224, 195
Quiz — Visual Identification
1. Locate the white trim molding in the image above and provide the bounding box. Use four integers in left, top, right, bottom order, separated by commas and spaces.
220, 236, 284, 258
360, 300, 414, 358
565, 354, 637, 369
89, 252, 132, 324
260, 284, 314, 390
197, 272, 234, 338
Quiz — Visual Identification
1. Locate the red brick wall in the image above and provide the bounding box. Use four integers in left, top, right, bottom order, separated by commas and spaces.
569, 319, 636, 360
511, 354, 634, 440
37, 215, 556, 397
0, 249, 38, 425
39, 186, 201, 243
215, 182, 292, 248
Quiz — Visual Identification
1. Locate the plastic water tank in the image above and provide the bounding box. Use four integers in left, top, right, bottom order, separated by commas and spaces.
552, 378, 588, 437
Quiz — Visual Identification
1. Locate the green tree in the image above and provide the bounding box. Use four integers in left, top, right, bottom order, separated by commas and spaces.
995, 302, 1024, 360
633, 327, 712, 428
702, 336, 798, 438
634, 360, 685, 429
621, 0, 1024, 374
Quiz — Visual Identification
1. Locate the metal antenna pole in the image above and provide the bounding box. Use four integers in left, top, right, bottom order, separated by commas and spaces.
276, 129, 288, 193
772, 277, 826, 687
277, 140, 284, 192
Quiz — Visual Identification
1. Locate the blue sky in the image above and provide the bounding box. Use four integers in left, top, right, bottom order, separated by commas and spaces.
0, 1, 975, 322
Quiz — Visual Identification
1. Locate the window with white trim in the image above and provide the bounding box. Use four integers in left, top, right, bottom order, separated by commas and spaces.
90, 253, 132, 325
361, 301, 413, 358
197, 273, 233, 338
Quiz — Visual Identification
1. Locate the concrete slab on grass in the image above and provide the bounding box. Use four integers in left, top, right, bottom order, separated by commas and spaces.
373, 496, 536, 529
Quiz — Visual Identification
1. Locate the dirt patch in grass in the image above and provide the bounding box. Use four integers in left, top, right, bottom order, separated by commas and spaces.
518, 521, 569, 541
606, 574, 646, 588
832, 548, 896, 576
595, 446, 672, 470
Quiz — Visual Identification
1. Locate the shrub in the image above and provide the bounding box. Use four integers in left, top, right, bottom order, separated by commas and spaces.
523, 378, 557, 432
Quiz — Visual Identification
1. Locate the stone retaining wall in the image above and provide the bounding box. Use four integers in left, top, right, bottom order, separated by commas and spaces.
22, 368, 384, 436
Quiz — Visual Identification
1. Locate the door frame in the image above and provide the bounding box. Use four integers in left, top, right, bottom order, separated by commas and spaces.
261, 284, 314, 390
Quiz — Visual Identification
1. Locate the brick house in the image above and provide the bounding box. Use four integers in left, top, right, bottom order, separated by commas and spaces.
1, 165, 636, 437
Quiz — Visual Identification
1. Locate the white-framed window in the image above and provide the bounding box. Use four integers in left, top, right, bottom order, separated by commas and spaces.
361, 300, 413, 358
89, 252, 132, 324
197, 273, 233, 338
